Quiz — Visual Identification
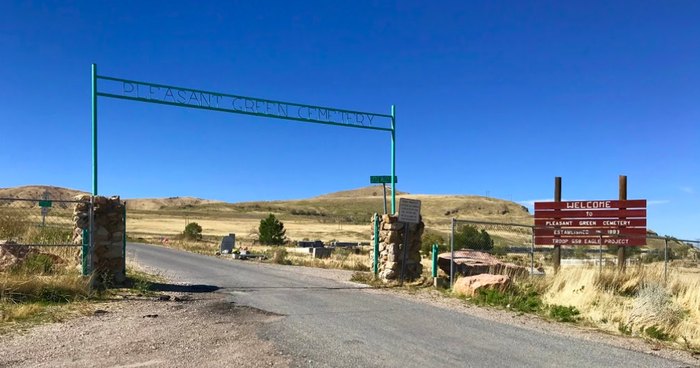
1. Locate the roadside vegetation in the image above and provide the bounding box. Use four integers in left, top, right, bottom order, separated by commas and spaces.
352, 259, 700, 352
0, 209, 165, 331
114, 189, 700, 352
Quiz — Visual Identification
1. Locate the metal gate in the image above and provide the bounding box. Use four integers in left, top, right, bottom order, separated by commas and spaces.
0, 195, 93, 275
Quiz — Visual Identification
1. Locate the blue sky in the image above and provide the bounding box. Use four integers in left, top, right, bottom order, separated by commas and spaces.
0, 1, 698, 239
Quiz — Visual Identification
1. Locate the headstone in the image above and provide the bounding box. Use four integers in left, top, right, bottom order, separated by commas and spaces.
220, 233, 235, 254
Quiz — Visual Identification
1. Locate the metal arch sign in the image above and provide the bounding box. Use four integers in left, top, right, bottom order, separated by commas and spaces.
96, 76, 393, 132
90, 64, 398, 212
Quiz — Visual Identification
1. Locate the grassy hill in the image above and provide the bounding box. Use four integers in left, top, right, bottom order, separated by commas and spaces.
118, 185, 533, 243
3, 185, 687, 251
0, 185, 88, 209
141, 186, 532, 227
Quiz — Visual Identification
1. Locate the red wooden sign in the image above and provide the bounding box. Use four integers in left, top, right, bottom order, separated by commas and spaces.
534, 228, 647, 237
535, 219, 647, 227
534, 199, 646, 210
534, 209, 646, 219
534, 198, 647, 247
534, 237, 647, 246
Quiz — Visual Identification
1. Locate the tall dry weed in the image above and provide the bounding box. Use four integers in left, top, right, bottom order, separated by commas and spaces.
542, 263, 700, 347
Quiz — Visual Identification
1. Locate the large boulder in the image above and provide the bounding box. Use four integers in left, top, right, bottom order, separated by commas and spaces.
454, 274, 511, 297
437, 249, 526, 277
0, 241, 34, 271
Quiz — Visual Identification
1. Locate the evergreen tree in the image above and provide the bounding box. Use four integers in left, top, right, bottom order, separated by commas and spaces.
259, 214, 287, 245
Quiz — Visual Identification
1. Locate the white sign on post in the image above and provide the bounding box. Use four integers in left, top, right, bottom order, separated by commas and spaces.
398, 198, 421, 224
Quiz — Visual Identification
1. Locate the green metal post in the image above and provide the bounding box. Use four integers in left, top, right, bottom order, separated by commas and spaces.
91, 63, 98, 195
373, 213, 379, 276
432, 243, 438, 278
122, 202, 127, 276
390, 105, 396, 214
82, 228, 89, 276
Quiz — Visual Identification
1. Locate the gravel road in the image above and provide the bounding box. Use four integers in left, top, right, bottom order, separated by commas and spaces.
0, 292, 291, 367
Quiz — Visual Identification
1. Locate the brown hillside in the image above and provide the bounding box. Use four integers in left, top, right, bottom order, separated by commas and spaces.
314, 185, 407, 199
0, 185, 87, 209
125, 197, 222, 211
0, 185, 87, 200
0, 186, 219, 211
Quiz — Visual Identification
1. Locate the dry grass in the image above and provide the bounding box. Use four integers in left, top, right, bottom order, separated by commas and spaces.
127, 215, 370, 243
0, 271, 93, 330
542, 263, 700, 348
0, 237, 90, 328
0, 273, 91, 304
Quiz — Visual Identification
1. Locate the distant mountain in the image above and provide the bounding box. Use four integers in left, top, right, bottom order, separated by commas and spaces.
125, 197, 222, 211
313, 185, 407, 199
0, 185, 87, 201
0, 185, 218, 211
0, 185, 532, 228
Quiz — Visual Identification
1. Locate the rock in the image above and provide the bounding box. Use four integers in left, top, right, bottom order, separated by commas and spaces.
158, 295, 172, 301
454, 274, 511, 297
437, 250, 526, 277
0, 241, 37, 271
382, 222, 404, 231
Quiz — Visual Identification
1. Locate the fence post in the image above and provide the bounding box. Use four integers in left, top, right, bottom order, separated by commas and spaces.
88, 196, 94, 276
432, 243, 439, 288
450, 217, 455, 289
618, 175, 627, 271
530, 228, 535, 274
553, 177, 562, 273
664, 237, 669, 284
432, 243, 438, 278
81, 228, 90, 276
122, 201, 127, 277
373, 213, 379, 277
599, 235, 603, 274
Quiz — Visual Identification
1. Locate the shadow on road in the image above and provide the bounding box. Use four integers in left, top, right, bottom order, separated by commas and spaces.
223, 286, 368, 291
148, 283, 221, 293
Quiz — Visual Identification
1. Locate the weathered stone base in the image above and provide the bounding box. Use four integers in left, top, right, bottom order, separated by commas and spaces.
370, 214, 424, 281
73, 195, 126, 285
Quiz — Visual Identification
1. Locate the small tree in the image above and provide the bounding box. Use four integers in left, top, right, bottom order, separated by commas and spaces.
259, 214, 286, 245
183, 222, 203, 241
454, 225, 494, 252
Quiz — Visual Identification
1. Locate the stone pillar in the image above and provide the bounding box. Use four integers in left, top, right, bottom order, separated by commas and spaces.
370, 214, 424, 281
73, 195, 126, 284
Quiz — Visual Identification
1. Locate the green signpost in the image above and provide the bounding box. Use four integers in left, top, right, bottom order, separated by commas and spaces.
91, 64, 398, 212
370, 175, 398, 214
370, 176, 397, 184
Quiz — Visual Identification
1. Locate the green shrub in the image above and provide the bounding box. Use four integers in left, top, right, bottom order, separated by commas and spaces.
454, 225, 494, 252
12, 253, 56, 275
182, 222, 203, 241
420, 231, 447, 258
471, 283, 542, 313
618, 322, 632, 335
548, 305, 580, 323
644, 325, 672, 341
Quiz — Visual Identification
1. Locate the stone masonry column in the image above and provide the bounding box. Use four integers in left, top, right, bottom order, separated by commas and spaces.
73, 195, 126, 284
371, 214, 424, 281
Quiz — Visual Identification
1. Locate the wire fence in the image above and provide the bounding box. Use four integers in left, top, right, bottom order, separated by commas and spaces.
444, 218, 700, 286
0, 197, 86, 247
